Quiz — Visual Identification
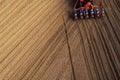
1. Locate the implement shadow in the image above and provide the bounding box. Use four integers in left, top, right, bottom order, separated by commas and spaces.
67, 0, 76, 20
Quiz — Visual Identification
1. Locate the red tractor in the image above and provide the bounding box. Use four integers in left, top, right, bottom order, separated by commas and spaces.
73, 0, 105, 19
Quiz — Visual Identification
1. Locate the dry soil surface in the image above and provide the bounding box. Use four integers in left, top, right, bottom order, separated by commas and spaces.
0, 0, 120, 80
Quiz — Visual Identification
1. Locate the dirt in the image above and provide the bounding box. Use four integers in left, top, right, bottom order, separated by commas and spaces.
0, 0, 119, 80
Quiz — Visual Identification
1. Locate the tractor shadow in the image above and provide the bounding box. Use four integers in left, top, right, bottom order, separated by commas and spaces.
67, 0, 76, 20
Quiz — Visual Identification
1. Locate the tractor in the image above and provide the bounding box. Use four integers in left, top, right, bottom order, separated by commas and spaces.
73, 0, 105, 19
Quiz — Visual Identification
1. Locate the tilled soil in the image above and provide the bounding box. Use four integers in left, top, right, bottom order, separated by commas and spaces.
0, 0, 119, 80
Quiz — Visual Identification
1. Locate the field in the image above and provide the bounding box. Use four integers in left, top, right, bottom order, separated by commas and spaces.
0, 0, 120, 80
